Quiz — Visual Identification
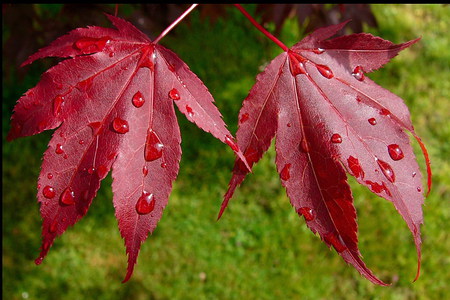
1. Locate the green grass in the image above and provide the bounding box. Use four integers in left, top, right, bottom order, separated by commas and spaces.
3, 4, 449, 299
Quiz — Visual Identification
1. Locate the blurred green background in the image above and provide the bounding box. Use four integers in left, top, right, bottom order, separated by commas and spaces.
2, 4, 449, 299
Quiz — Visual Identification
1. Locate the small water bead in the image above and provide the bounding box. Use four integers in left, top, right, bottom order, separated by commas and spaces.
387, 144, 404, 161
379, 108, 391, 116
87, 167, 96, 175
297, 207, 314, 221
43, 186, 56, 199
225, 135, 239, 152
79, 139, 85, 145
55, 144, 64, 154
49, 218, 58, 233
144, 130, 164, 161
96, 165, 108, 179
280, 163, 291, 181
168, 88, 180, 100
412, 172, 417, 178
53, 95, 64, 116
331, 133, 342, 144
324, 233, 347, 253
132, 91, 145, 108
47, 173, 53, 179
186, 105, 194, 117
417, 187, 422, 192
60, 187, 75, 205
347, 156, 365, 179
316, 64, 334, 79
313, 48, 325, 54
112, 117, 129, 134
135, 191, 155, 215
142, 166, 149, 176
352, 66, 365, 81
377, 159, 396, 183
240, 113, 249, 124
161, 162, 167, 168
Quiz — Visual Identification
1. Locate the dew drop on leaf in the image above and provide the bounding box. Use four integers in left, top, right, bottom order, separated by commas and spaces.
132, 91, 145, 108
324, 232, 347, 253
60, 187, 75, 205
299, 137, 310, 153
352, 66, 365, 81
379, 108, 391, 116
377, 159, 396, 183
53, 95, 64, 116
43, 186, 56, 199
313, 48, 325, 54
280, 163, 291, 181
297, 207, 315, 221
142, 165, 148, 176
168, 88, 180, 100
387, 144, 404, 161
347, 156, 364, 179
316, 64, 334, 79
225, 135, 239, 152
144, 130, 163, 162
331, 133, 342, 144
88, 122, 103, 136
49, 218, 58, 233
55, 144, 64, 155
186, 105, 194, 117
240, 113, 249, 124
47, 173, 53, 179
368, 118, 377, 125
135, 191, 155, 215
112, 118, 129, 134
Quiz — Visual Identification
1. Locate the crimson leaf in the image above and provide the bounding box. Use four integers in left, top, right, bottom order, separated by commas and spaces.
220, 21, 431, 285
7, 14, 249, 282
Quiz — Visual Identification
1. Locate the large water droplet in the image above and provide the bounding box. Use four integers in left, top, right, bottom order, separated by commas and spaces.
280, 163, 291, 181
53, 95, 64, 116
289, 52, 307, 76
60, 187, 75, 205
74, 36, 110, 53
387, 144, 404, 161
168, 88, 180, 100
324, 232, 347, 253
132, 91, 145, 108
368, 118, 377, 125
331, 133, 342, 144
135, 191, 155, 215
144, 130, 163, 161
377, 159, 396, 183
43, 186, 56, 199
347, 156, 365, 179
316, 64, 334, 79
112, 118, 129, 134
297, 207, 314, 221
352, 66, 365, 81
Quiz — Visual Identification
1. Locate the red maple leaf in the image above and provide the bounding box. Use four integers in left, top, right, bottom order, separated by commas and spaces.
7, 14, 249, 282
219, 21, 432, 285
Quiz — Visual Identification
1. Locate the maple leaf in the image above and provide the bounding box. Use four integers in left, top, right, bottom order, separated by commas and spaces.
219, 21, 432, 285
7, 14, 249, 282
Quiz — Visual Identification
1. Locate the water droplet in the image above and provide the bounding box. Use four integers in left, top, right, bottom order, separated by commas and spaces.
63, 154, 68, 159
60, 187, 75, 205
35, 256, 44, 265
368, 118, 377, 125
55, 144, 64, 154
79, 139, 84, 145
96, 165, 108, 179
316, 64, 334, 79
88, 122, 103, 136
313, 48, 325, 54
109, 51, 115, 58
240, 113, 249, 124
138, 47, 155, 70
168, 63, 176, 72
297, 207, 314, 221
417, 187, 422, 192
280, 163, 291, 181
365, 180, 390, 196
331, 133, 342, 144
289, 52, 307, 76
142, 166, 148, 176
43, 186, 56, 199
135, 191, 155, 215
324, 233, 347, 253
186, 105, 194, 117
87, 167, 96, 175
161, 162, 167, 168
132, 91, 145, 108
112, 118, 129, 134
53, 95, 64, 116
379, 108, 391, 116
412, 172, 417, 178
74, 36, 110, 53
225, 135, 239, 152
352, 66, 365, 81
377, 159, 396, 183
78, 77, 93, 91
168, 88, 180, 100
287, 123, 291, 127
144, 130, 164, 161
299, 137, 310, 153
387, 144, 404, 161
49, 218, 58, 233
347, 156, 365, 179
47, 173, 53, 179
